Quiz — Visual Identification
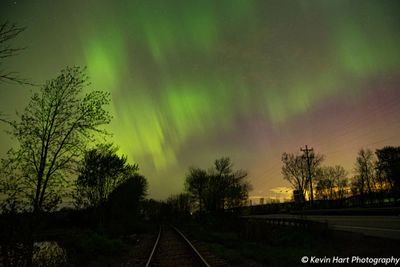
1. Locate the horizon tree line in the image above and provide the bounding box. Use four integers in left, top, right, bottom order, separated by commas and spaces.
164, 157, 252, 216
281, 146, 400, 204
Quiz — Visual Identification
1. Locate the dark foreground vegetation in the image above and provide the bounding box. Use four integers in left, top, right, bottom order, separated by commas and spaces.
177, 215, 400, 267
0, 207, 160, 266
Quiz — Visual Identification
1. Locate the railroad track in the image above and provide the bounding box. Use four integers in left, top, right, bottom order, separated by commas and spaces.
145, 225, 211, 267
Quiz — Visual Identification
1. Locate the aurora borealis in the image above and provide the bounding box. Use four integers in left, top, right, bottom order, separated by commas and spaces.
1, 0, 400, 200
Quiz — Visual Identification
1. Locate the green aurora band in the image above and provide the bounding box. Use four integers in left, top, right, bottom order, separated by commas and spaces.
82, 1, 400, 168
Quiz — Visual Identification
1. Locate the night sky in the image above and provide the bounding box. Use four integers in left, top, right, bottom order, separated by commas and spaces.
1, 0, 400, 201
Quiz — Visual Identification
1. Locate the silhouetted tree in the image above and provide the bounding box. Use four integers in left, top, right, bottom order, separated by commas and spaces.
315, 169, 334, 200
0, 66, 111, 266
1, 66, 111, 213
333, 166, 349, 200
354, 148, 376, 198
315, 165, 348, 200
0, 156, 25, 213
376, 146, 400, 195
167, 193, 192, 218
282, 153, 307, 203
184, 157, 251, 214
185, 167, 208, 213
74, 144, 138, 209
0, 21, 31, 85
210, 157, 250, 210
142, 199, 163, 221
281, 152, 323, 203
107, 173, 148, 230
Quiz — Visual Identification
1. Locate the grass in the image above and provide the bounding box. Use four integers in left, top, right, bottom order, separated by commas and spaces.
181, 218, 400, 267
59, 221, 158, 266
182, 221, 321, 266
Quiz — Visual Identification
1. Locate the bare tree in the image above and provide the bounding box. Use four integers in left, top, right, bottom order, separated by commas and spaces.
2, 66, 111, 213
376, 146, 400, 194
0, 21, 31, 85
354, 148, 376, 197
332, 165, 349, 200
315, 167, 334, 200
281, 152, 323, 203
282, 153, 308, 202
315, 165, 348, 200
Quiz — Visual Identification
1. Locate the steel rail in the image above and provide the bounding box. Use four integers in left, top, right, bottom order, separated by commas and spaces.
171, 225, 211, 267
145, 225, 161, 267
145, 224, 211, 267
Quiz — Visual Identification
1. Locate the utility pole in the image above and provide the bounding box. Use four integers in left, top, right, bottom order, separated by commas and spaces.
301, 145, 314, 205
